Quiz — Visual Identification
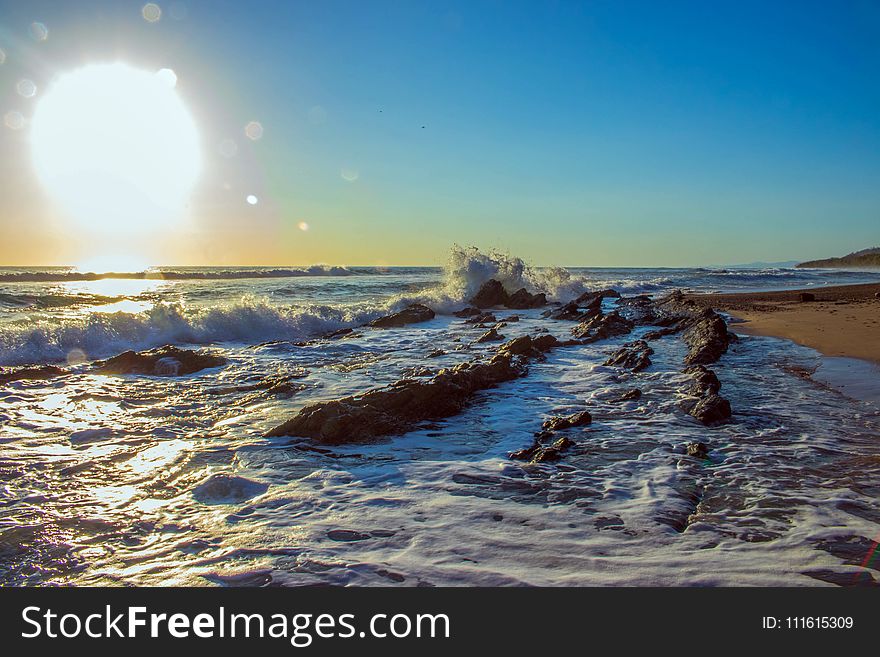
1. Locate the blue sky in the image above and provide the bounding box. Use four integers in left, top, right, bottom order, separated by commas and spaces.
1, 0, 878, 266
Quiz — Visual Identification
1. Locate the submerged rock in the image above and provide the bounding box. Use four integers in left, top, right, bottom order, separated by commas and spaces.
0, 364, 66, 386
604, 340, 654, 372
93, 345, 226, 376
192, 474, 268, 504
510, 436, 574, 463
370, 303, 435, 328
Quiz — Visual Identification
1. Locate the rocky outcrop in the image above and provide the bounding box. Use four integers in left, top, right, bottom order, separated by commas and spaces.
506, 288, 547, 309
0, 364, 66, 385
266, 332, 571, 445
545, 296, 602, 321
370, 304, 435, 328
453, 307, 482, 318
611, 388, 642, 402
470, 280, 508, 308
541, 410, 592, 431
265, 353, 526, 444
509, 435, 573, 463
574, 288, 620, 305
679, 364, 731, 425
571, 311, 634, 342
603, 340, 653, 372
653, 291, 734, 364
469, 280, 548, 309
475, 327, 504, 343
465, 312, 497, 325
92, 345, 226, 376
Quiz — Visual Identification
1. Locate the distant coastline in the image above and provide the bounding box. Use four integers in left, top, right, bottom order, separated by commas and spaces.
797, 247, 880, 269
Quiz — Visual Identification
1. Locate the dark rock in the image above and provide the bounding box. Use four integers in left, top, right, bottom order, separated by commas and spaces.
470, 280, 508, 308
571, 311, 634, 342
682, 364, 721, 395
611, 388, 642, 402
506, 288, 547, 309
453, 306, 482, 318
510, 436, 573, 463
370, 303, 435, 328
265, 353, 526, 444
499, 334, 560, 359
475, 327, 504, 343
505, 315, 520, 322
604, 340, 654, 372
427, 349, 446, 358
686, 442, 710, 459
654, 293, 733, 364
799, 292, 816, 302
679, 364, 731, 425
541, 410, 592, 431
465, 312, 496, 324
93, 345, 226, 376
0, 364, 66, 386
685, 393, 732, 425
574, 288, 620, 305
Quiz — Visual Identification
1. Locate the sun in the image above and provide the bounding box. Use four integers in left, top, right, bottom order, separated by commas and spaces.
31, 63, 201, 236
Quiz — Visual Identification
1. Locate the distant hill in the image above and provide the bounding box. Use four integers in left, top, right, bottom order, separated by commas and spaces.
797, 247, 880, 269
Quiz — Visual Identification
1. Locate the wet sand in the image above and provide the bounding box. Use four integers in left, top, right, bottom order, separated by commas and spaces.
687, 283, 880, 364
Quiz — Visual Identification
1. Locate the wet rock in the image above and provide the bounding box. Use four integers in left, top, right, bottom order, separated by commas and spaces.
93, 345, 226, 376
654, 292, 733, 364
465, 312, 497, 324
506, 288, 547, 309
453, 306, 482, 318
470, 280, 509, 308
574, 288, 620, 305
510, 436, 573, 463
611, 388, 642, 402
370, 303, 435, 328
0, 364, 66, 386
505, 315, 520, 322
604, 339, 653, 372
427, 349, 446, 358
686, 442, 710, 459
799, 292, 816, 302
679, 364, 731, 426
192, 474, 268, 504
265, 353, 526, 444
571, 311, 634, 342
682, 364, 721, 396
682, 392, 731, 426
542, 410, 592, 431
475, 327, 504, 343
498, 334, 560, 359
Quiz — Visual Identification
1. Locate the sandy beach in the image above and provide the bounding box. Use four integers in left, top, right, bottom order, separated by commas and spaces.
688, 282, 880, 364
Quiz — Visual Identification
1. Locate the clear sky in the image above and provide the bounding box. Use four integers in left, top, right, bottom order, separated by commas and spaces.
1, 0, 879, 267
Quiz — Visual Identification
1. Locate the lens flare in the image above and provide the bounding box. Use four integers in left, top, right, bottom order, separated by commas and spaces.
142, 3, 162, 22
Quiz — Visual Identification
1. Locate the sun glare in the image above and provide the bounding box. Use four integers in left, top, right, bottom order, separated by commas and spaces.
31, 63, 201, 237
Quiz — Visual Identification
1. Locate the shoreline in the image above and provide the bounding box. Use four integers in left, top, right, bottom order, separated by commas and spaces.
688, 282, 880, 403
687, 282, 880, 364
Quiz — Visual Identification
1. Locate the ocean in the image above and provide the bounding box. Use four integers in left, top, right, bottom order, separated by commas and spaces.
2, 246, 880, 585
